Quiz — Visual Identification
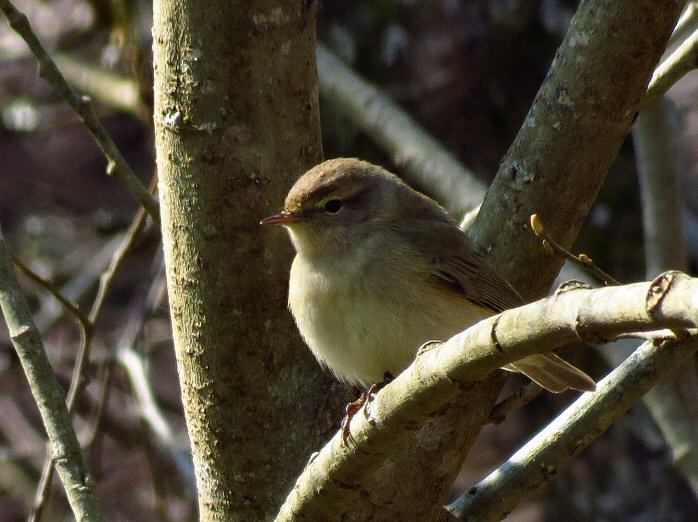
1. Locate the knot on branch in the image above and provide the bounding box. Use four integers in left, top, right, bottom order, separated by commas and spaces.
490, 315, 504, 353
646, 270, 681, 318
554, 280, 592, 296
573, 311, 611, 345
501, 161, 535, 189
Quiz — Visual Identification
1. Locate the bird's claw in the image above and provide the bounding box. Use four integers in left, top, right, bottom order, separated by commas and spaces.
340, 372, 394, 445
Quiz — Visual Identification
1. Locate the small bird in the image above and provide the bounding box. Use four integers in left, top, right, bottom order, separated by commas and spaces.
262, 158, 595, 393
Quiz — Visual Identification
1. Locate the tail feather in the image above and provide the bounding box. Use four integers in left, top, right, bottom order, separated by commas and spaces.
507, 353, 596, 393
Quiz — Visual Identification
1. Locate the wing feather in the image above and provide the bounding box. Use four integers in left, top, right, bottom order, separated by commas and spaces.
395, 218, 596, 393
397, 219, 522, 312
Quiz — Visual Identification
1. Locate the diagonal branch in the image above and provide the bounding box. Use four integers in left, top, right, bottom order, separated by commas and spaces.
0, 0, 159, 222
448, 336, 698, 521
642, 22, 698, 108
0, 228, 104, 522
317, 45, 485, 217
275, 271, 698, 520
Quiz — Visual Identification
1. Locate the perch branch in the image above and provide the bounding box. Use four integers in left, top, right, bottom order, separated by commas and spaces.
448, 336, 698, 520
275, 271, 698, 520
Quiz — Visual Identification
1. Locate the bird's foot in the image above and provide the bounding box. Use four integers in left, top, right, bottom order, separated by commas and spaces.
341, 372, 394, 445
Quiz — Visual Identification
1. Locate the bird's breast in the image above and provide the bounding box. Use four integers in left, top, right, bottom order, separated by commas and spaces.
288, 252, 488, 386
289, 253, 398, 385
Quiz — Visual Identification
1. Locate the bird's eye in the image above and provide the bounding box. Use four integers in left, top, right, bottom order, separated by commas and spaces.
323, 199, 343, 214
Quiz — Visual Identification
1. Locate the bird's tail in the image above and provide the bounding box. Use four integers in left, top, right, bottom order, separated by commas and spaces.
507, 353, 596, 393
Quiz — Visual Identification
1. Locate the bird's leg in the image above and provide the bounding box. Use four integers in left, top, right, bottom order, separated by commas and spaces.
363, 371, 394, 420
487, 381, 542, 425
340, 399, 363, 445
341, 372, 394, 445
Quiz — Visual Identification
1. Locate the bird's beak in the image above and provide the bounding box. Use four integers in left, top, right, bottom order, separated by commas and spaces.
260, 211, 300, 226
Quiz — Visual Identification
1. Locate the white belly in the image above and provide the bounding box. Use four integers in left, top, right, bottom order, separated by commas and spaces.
288, 253, 488, 386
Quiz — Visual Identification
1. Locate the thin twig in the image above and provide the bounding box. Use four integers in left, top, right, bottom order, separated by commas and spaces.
34, 234, 124, 332
30, 188, 155, 522
529, 214, 621, 286
0, 0, 159, 222
11, 255, 93, 337
83, 359, 116, 451
0, 227, 104, 521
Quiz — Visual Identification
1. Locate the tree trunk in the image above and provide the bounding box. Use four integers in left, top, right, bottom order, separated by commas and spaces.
152, 1, 346, 519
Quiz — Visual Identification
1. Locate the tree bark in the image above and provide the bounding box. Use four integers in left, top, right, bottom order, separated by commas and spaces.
152, 1, 347, 520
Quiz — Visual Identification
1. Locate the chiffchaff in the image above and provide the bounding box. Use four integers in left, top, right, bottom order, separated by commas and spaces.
262, 158, 595, 393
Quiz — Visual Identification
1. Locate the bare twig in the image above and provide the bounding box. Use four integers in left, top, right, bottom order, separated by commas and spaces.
0, 227, 104, 521
11, 256, 92, 337
79, 201, 154, 445
30, 195, 154, 522
0, 0, 159, 222
530, 214, 621, 286
83, 359, 116, 451
33, 234, 125, 332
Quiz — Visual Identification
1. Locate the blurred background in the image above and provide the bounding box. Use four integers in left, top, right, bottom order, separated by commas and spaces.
1, 0, 697, 520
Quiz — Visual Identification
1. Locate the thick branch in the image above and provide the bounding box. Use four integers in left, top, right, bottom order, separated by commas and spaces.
153, 2, 342, 519
469, 0, 683, 298
449, 336, 698, 521
275, 271, 698, 520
